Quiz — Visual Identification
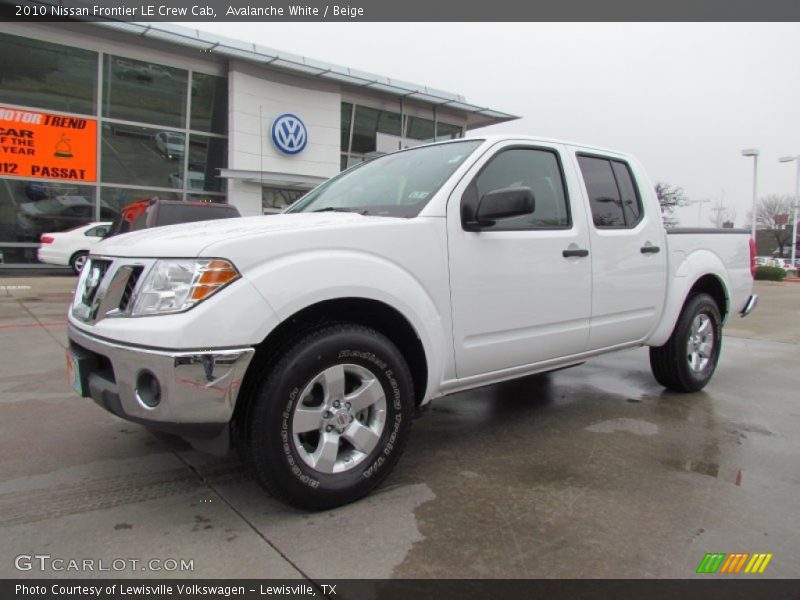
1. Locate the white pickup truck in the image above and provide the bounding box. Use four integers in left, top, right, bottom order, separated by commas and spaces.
67, 135, 757, 509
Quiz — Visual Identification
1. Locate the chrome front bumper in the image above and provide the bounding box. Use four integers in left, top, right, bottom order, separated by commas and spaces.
740, 294, 758, 317
68, 323, 255, 442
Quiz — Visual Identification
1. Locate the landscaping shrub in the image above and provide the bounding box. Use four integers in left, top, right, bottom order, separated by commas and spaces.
754, 266, 787, 281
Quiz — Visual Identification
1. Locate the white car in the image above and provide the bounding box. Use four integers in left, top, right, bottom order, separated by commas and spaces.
168, 170, 205, 190
154, 132, 185, 160
68, 135, 756, 510
38, 222, 112, 274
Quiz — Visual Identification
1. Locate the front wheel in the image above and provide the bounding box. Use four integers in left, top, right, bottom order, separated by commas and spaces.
245, 323, 414, 510
649, 293, 722, 393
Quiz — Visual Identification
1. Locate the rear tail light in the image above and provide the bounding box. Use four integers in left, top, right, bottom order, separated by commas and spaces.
40, 235, 54, 244
749, 237, 756, 278
122, 200, 150, 223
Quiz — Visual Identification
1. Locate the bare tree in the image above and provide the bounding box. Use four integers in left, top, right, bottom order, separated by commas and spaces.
708, 198, 737, 228
655, 182, 688, 228
757, 194, 794, 256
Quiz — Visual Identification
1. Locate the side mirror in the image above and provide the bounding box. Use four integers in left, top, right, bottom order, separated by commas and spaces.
468, 186, 534, 230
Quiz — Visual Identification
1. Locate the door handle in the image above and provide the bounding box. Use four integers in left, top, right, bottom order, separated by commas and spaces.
640, 245, 661, 254
562, 248, 589, 258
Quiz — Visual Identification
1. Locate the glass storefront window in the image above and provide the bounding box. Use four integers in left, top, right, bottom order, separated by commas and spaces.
0, 39, 230, 267
262, 187, 306, 213
101, 123, 184, 189
436, 122, 463, 140
100, 186, 180, 214
102, 55, 187, 129
0, 246, 37, 265
188, 135, 226, 192
406, 116, 435, 141
341, 102, 353, 151
0, 178, 101, 243
351, 106, 402, 154
346, 156, 366, 169
0, 32, 97, 116
191, 73, 228, 134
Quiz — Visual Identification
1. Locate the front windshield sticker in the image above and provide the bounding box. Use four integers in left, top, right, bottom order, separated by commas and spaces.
408, 191, 429, 200
447, 154, 464, 163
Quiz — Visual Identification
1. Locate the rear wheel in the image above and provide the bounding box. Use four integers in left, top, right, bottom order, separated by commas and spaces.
649, 293, 722, 393
245, 323, 414, 510
69, 252, 88, 275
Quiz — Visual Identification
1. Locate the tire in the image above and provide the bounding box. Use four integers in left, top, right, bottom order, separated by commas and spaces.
70, 251, 88, 275
649, 293, 722, 393
245, 323, 414, 510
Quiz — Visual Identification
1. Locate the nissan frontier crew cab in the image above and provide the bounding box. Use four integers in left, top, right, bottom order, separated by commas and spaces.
67, 135, 757, 510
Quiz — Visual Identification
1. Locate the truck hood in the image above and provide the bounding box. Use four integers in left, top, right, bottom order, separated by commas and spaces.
93, 213, 395, 258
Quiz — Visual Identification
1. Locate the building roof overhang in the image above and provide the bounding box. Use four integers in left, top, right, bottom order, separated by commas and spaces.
93, 21, 520, 130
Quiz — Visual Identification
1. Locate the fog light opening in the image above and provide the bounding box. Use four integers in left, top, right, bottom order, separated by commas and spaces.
136, 370, 162, 408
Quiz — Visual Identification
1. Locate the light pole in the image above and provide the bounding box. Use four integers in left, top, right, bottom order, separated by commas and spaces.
778, 155, 800, 269
742, 149, 760, 239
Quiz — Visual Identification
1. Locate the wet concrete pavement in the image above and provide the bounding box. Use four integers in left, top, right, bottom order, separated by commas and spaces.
0, 277, 798, 579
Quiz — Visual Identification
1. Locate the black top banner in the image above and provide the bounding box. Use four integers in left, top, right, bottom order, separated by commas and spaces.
1, 0, 800, 21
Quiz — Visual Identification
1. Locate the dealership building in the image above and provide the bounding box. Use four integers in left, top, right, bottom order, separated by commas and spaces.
0, 22, 516, 267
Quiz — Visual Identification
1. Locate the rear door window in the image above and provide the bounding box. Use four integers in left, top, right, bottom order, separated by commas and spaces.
577, 154, 643, 228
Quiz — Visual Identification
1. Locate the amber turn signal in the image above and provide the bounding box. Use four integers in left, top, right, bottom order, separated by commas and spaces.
190, 259, 239, 301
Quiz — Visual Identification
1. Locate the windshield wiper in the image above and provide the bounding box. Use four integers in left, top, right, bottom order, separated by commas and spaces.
311, 207, 369, 215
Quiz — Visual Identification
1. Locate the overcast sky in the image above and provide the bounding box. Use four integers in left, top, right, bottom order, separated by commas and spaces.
191, 22, 800, 227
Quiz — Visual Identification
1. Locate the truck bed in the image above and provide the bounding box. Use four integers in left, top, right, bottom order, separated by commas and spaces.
665, 227, 753, 321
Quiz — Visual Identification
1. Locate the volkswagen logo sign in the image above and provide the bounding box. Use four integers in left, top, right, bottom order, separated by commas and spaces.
271, 113, 308, 155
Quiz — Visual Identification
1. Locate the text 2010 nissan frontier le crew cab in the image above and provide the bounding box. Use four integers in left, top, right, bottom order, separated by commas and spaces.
66, 135, 757, 509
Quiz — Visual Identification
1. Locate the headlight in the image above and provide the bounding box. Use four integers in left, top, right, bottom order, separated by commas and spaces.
131, 259, 239, 316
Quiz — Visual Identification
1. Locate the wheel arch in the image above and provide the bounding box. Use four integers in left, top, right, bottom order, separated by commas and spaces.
687, 273, 728, 320
648, 271, 730, 347
232, 297, 430, 440
68, 249, 90, 272
69, 249, 89, 264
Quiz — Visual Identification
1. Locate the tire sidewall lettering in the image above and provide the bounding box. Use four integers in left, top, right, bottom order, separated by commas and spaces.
279, 347, 406, 487
280, 385, 319, 489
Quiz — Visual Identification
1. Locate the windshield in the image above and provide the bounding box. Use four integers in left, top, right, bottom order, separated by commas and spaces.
287, 140, 483, 218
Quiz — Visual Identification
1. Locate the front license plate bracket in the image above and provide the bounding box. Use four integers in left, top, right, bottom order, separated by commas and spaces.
66, 345, 97, 398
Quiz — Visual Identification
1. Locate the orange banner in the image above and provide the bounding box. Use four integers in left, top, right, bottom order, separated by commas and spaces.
0, 105, 97, 182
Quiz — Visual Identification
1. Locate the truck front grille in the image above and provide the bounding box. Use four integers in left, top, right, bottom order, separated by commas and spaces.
118, 266, 143, 312
80, 259, 112, 307
71, 258, 153, 324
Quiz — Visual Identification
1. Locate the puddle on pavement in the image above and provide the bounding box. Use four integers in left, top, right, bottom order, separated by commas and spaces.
387, 358, 760, 577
